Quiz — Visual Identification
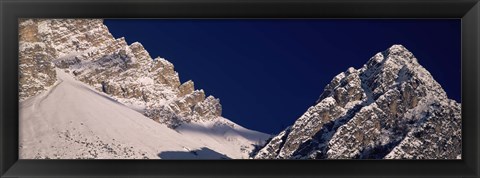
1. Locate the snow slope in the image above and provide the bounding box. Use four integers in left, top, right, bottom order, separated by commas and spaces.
19, 69, 269, 159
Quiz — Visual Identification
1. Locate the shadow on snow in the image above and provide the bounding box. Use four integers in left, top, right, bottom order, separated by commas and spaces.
158, 147, 230, 159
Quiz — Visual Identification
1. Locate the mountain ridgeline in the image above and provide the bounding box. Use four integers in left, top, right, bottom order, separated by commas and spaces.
19, 19, 269, 159
254, 45, 461, 159
19, 19, 222, 128
19, 19, 460, 159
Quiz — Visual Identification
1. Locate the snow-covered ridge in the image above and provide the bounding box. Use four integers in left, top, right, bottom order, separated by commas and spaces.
19, 19, 270, 159
255, 45, 461, 159
20, 69, 268, 159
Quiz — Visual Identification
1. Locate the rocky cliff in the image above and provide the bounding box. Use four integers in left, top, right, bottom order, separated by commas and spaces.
255, 45, 461, 159
19, 19, 222, 128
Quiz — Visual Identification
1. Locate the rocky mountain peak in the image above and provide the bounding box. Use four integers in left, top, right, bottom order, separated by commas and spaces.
255, 44, 461, 159
365, 44, 418, 70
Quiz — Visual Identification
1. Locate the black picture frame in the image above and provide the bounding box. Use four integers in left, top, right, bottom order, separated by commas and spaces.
1, 0, 479, 177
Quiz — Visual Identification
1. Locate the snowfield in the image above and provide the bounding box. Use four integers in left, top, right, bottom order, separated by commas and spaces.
19, 69, 269, 159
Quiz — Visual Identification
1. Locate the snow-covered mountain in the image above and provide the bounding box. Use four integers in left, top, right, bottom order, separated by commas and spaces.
19, 19, 270, 159
19, 19, 461, 160
254, 45, 461, 159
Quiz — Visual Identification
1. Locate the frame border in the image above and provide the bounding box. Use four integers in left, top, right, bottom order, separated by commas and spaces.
1, 0, 479, 177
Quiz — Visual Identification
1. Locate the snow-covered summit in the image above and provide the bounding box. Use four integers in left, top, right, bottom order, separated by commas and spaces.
255, 44, 461, 159
367, 44, 418, 65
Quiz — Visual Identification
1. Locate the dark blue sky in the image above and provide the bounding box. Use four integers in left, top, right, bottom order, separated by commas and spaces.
104, 19, 461, 135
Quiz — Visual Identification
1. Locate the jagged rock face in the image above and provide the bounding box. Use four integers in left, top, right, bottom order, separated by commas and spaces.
18, 19, 222, 128
19, 19, 114, 100
384, 100, 461, 159
179, 80, 195, 97
193, 96, 222, 120
255, 45, 461, 159
18, 42, 57, 100
253, 126, 292, 159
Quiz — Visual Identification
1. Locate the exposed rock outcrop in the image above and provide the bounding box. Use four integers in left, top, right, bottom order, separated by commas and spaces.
19, 19, 222, 128
255, 45, 461, 159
